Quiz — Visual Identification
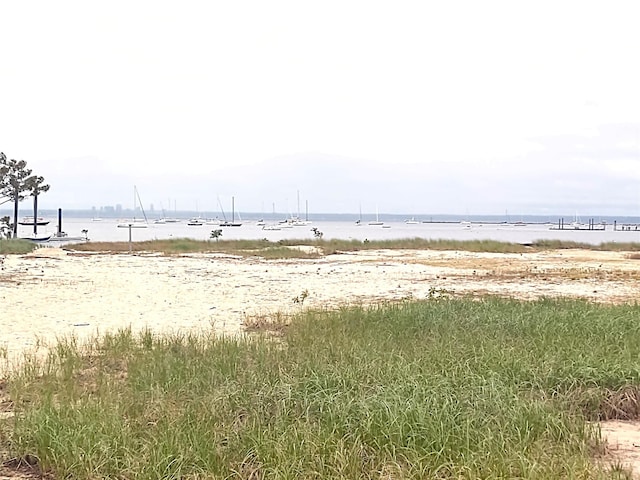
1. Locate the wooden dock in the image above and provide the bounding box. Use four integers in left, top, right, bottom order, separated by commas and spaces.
549, 219, 606, 231
613, 221, 640, 232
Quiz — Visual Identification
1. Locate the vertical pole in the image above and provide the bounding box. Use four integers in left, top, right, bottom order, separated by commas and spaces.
128, 224, 132, 252
58, 208, 62, 236
33, 193, 38, 235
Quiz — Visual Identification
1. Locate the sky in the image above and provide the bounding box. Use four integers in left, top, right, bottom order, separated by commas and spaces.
1, 1, 639, 216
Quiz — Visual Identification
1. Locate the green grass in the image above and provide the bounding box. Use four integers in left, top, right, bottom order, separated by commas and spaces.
64, 237, 640, 258
0, 239, 38, 254
2, 297, 639, 478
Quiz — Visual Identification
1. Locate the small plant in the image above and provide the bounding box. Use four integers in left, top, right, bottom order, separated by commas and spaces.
293, 289, 309, 305
427, 286, 451, 300
210, 229, 223, 241
310, 227, 323, 239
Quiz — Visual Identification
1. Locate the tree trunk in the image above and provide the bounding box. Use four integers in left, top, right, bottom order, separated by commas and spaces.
33, 193, 38, 235
12, 190, 19, 237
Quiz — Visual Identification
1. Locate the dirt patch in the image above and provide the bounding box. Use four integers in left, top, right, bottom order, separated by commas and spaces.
599, 421, 640, 478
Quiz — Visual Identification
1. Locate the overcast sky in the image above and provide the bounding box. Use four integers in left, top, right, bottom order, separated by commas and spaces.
1, 1, 639, 216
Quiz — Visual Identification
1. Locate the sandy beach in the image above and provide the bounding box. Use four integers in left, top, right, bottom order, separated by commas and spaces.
2, 245, 640, 476
3, 246, 640, 365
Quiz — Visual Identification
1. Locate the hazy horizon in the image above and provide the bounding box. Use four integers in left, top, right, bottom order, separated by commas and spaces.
1, 2, 638, 216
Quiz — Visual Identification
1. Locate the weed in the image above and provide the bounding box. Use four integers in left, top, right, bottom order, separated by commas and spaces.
292, 289, 309, 305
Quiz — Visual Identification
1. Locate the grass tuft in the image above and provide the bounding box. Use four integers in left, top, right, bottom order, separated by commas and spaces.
0, 239, 38, 255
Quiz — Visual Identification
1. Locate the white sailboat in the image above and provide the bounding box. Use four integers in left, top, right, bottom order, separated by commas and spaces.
117, 186, 149, 228
368, 205, 384, 226
281, 191, 310, 226
219, 196, 242, 227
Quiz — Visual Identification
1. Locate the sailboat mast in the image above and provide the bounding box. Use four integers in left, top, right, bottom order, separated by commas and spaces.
217, 196, 227, 221
135, 186, 148, 222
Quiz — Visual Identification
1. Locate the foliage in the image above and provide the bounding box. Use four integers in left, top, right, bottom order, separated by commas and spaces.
4, 298, 639, 478
0, 152, 50, 236
0, 239, 38, 254
310, 227, 323, 238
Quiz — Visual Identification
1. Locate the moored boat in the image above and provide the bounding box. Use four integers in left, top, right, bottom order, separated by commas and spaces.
20, 232, 52, 242
18, 216, 50, 226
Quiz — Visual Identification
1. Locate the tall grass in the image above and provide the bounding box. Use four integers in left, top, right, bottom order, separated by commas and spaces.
0, 239, 37, 254
69, 237, 530, 257
3, 298, 639, 478
67, 237, 640, 258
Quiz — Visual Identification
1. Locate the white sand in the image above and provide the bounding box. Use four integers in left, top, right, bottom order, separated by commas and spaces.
3, 246, 640, 368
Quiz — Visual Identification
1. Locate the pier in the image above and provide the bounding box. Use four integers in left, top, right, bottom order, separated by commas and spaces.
613, 221, 640, 232
549, 218, 606, 231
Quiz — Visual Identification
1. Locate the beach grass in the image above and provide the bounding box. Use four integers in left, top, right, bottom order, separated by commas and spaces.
0, 239, 38, 254
64, 237, 640, 258
2, 297, 638, 478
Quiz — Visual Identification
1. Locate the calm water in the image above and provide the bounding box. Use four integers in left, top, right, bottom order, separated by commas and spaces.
21, 217, 640, 246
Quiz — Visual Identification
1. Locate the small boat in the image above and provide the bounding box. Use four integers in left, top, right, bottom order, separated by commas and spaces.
49, 231, 89, 243
116, 186, 149, 228
18, 216, 50, 226
405, 217, 419, 225
20, 232, 52, 242
262, 224, 281, 231
218, 196, 242, 227
117, 220, 148, 229
187, 217, 204, 226
368, 205, 384, 225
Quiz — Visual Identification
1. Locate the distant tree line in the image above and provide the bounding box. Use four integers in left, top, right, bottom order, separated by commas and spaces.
0, 152, 49, 238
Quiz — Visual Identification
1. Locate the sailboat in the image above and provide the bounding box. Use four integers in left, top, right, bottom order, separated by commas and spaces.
187, 201, 204, 226
219, 196, 242, 227
117, 186, 149, 228
20, 192, 52, 242
281, 191, 310, 226
368, 205, 384, 226
163, 200, 181, 223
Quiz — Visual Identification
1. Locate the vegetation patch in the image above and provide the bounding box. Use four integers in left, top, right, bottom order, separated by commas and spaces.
63, 237, 640, 258
0, 240, 37, 255
1, 298, 639, 478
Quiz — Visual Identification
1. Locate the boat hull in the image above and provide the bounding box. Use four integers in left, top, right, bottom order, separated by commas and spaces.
18, 218, 50, 226
20, 233, 52, 242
